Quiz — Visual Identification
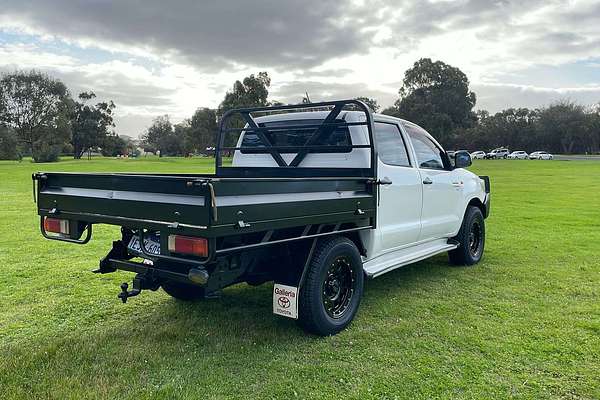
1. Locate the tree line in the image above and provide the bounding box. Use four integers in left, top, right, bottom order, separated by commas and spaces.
381, 58, 600, 154
1, 60, 599, 162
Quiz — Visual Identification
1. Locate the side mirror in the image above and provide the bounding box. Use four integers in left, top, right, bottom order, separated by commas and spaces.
453, 150, 472, 168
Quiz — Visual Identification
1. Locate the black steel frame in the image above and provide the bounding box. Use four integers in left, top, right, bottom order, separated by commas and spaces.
215, 99, 377, 178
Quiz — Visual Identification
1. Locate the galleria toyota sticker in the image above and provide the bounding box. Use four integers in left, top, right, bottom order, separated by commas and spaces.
273, 284, 298, 319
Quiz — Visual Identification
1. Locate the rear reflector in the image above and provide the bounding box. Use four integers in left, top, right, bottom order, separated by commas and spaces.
168, 235, 208, 257
43, 217, 70, 235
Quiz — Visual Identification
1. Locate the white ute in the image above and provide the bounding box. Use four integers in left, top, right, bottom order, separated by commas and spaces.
234, 107, 491, 334
34, 100, 491, 336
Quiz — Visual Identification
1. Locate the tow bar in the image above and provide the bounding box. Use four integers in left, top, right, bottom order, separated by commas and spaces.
118, 273, 160, 303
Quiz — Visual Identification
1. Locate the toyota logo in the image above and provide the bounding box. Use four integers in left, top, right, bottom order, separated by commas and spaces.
277, 296, 291, 308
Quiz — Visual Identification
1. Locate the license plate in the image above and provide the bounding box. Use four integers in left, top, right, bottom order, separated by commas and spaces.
128, 234, 161, 256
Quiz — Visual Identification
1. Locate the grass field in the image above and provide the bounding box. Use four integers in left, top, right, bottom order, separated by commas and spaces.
0, 157, 599, 399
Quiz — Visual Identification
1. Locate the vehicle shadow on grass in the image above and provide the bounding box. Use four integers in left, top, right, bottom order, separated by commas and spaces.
101, 253, 460, 344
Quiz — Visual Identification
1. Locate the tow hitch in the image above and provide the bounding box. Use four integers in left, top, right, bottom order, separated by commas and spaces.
118, 273, 160, 303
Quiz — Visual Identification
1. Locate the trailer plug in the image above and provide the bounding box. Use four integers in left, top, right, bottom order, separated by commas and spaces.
118, 282, 140, 303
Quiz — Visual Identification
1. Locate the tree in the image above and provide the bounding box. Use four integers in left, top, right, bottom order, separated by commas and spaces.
587, 104, 600, 154
218, 72, 272, 148
453, 108, 539, 151
187, 107, 218, 153
0, 125, 20, 160
162, 127, 186, 156
33, 113, 71, 162
142, 115, 172, 157
71, 92, 116, 159
101, 134, 127, 157
141, 115, 186, 156
537, 100, 590, 154
385, 58, 476, 145
218, 72, 271, 114
0, 70, 72, 161
354, 97, 380, 112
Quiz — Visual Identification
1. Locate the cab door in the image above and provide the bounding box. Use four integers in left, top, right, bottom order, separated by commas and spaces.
374, 122, 422, 253
402, 122, 463, 241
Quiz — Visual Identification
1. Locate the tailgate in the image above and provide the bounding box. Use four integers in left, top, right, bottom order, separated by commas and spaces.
34, 172, 211, 232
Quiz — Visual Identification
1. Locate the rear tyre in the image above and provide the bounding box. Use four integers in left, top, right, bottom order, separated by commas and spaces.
448, 206, 485, 266
298, 237, 364, 336
161, 280, 206, 301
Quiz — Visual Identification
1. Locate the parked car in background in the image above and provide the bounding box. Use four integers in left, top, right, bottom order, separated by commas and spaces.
529, 151, 553, 160
508, 151, 528, 159
471, 151, 486, 159
486, 148, 510, 159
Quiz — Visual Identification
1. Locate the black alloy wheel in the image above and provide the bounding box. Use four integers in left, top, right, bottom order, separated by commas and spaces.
322, 256, 355, 319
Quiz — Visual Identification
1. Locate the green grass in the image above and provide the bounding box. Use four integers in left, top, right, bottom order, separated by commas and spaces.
0, 157, 599, 399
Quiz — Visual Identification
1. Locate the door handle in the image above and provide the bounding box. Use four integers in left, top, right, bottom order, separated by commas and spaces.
423, 177, 433, 185
368, 177, 393, 185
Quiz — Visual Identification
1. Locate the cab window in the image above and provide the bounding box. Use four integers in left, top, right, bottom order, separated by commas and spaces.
374, 122, 411, 167
241, 119, 351, 153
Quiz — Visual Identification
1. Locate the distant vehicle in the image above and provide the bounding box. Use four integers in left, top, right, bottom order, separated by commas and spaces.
486, 148, 510, 159
508, 151, 528, 159
529, 151, 553, 160
471, 151, 486, 159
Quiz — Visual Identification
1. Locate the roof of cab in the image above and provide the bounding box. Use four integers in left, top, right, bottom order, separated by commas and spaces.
251, 109, 443, 149
253, 110, 407, 124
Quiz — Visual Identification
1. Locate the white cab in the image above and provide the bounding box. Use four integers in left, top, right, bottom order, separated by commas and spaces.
232, 111, 489, 279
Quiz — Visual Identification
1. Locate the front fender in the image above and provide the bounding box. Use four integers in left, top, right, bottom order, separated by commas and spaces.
459, 172, 490, 219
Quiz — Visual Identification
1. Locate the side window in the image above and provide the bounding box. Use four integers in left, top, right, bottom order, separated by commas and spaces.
374, 122, 410, 167
403, 123, 445, 170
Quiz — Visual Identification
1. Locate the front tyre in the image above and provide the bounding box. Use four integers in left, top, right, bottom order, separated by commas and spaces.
298, 237, 364, 336
448, 206, 485, 265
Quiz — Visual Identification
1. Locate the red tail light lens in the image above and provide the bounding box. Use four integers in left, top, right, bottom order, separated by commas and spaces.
43, 217, 70, 235
168, 235, 208, 257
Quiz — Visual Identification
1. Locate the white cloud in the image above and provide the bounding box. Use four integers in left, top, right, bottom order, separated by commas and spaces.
0, 0, 599, 134
474, 83, 600, 112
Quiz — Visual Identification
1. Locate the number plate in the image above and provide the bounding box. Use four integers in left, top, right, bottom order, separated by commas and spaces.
128, 234, 161, 256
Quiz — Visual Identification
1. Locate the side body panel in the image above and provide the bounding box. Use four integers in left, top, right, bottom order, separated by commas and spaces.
364, 115, 488, 266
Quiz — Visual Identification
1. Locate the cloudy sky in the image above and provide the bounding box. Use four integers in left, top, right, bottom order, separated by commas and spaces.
1, 0, 600, 136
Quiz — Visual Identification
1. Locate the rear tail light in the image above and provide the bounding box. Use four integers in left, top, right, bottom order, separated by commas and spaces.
43, 217, 70, 235
168, 235, 208, 257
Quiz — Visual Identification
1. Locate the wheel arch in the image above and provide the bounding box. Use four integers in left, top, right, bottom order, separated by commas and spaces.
466, 196, 486, 219
341, 230, 367, 257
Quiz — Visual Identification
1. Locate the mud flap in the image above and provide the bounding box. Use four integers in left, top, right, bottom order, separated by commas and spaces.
273, 283, 299, 319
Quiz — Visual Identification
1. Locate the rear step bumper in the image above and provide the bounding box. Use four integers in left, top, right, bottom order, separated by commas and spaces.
98, 258, 209, 286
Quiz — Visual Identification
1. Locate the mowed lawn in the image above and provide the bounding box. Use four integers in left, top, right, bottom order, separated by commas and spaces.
0, 157, 599, 400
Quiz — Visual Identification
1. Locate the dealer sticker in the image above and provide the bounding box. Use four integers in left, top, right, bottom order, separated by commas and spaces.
273, 284, 298, 319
